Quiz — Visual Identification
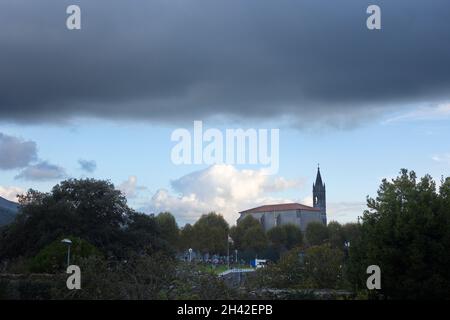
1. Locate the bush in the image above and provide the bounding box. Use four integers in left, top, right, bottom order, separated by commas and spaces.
28, 237, 102, 273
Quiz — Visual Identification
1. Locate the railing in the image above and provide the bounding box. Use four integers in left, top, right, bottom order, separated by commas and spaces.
218, 268, 255, 277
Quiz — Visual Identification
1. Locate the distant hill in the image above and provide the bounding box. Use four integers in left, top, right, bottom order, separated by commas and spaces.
0, 196, 19, 226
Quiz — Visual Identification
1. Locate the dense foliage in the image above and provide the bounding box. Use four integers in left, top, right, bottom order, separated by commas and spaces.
0, 179, 166, 260
28, 237, 102, 273
1, 169, 449, 299
348, 170, 450, 299
180, 212, 229, 254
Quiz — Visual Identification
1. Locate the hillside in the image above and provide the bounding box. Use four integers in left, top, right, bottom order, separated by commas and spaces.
0, 196, 19, 226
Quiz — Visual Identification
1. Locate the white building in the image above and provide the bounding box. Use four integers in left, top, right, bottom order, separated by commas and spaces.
237, 167, 327, 231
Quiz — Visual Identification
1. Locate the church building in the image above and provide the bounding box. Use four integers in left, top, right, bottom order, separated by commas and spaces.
237, 167, 327, 232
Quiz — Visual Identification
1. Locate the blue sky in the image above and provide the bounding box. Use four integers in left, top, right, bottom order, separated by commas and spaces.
1, 103, 449, 225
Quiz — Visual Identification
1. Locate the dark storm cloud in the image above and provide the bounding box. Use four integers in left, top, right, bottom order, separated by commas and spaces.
78, 159, 97, 173
0, 0, 449, 127
0, 133, 37, 169
15, 161, 66, 181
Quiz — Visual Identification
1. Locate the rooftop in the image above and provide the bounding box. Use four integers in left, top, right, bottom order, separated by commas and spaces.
239, 203, 320, 214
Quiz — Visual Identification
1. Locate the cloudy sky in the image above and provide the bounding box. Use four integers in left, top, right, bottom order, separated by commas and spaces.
0, 0, 449, 225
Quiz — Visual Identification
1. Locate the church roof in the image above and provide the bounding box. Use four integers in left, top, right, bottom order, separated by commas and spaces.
240, 203, 320, 214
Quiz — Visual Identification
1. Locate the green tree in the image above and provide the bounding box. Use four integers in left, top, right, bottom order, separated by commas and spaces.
230, 216, 268, 250
241, 225, 268, 252
349, 170, 450, 299
179, 223, 195, 251
267, 224, 303, 252
229, 215, 261, 249
341, 222, 361, 246
124, 212, 167, 256
327, 221, 344, 249
229, 215, 268, 260
191, 212, 229, 254
155, 212, 180, 249
0, 179, 166, 260
305, 222, 329, 246
28, 237, 102, 273
304, 244, 344, 289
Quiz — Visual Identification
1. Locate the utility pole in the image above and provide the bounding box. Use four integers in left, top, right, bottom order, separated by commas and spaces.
227, 237, 230, 269
61, 239, 72, 268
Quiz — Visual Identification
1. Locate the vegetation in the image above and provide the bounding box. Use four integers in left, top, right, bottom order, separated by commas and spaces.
28, 237, 102, 274
229, 215, 269, 260
246, 244, 344, 290
0, 180, 166, 260
305, 221, 329, 246
347, 170, 450, 299
0, 169, 449, 299
267, 224, 303, 252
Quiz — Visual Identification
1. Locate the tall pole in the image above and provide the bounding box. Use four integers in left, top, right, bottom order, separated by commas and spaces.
61, 239, 72, 268
67, 244, 71, 267
227, 236, 230, 269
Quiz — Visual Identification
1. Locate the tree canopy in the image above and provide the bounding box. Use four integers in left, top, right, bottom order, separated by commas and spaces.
155, 212, 180, 249
305, 221, 329, 246
190, 212, 229, 254
349, 170, 450, 299
267, 224, 303, 252
0, 179, 167, 260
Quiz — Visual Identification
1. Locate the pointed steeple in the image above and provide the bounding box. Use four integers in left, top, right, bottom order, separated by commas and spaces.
315, 164, 323, 187
312, 164, 326, 225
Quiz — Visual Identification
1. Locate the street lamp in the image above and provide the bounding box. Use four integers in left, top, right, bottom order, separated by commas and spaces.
188, 248, 193, 262
235, 249, 238, 266
61, 238, 72, 268
344, 241, 350, 259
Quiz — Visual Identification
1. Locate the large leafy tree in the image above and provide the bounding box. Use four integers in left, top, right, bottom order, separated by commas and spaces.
28, 236, 101, 273
155, 212, 180, 249
267, 224, 303, 252
0, 179, 165, 260
179, 223, 195, 251
341, 222, 361, 246
230, 215, 268, 251
327, 221, 345, 249
304, 244, 344, 289
305, 221, 329, 246
349, 170, 450, 299
191, 212, 229, 254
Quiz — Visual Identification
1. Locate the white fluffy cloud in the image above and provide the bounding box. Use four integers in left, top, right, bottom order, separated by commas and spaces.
145, 164, 301, 225
119, 176, 147, 199
0, 185, 24, 202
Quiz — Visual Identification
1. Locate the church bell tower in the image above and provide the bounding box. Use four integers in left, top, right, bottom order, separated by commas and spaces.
313, 165, 327, 225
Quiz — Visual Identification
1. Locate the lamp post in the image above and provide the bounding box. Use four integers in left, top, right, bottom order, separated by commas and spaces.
188, 248, 193, 262
235, 249, 238, 267
61, 238, 72, 268
344, 241, 350, 259
227, 240, 230, 270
